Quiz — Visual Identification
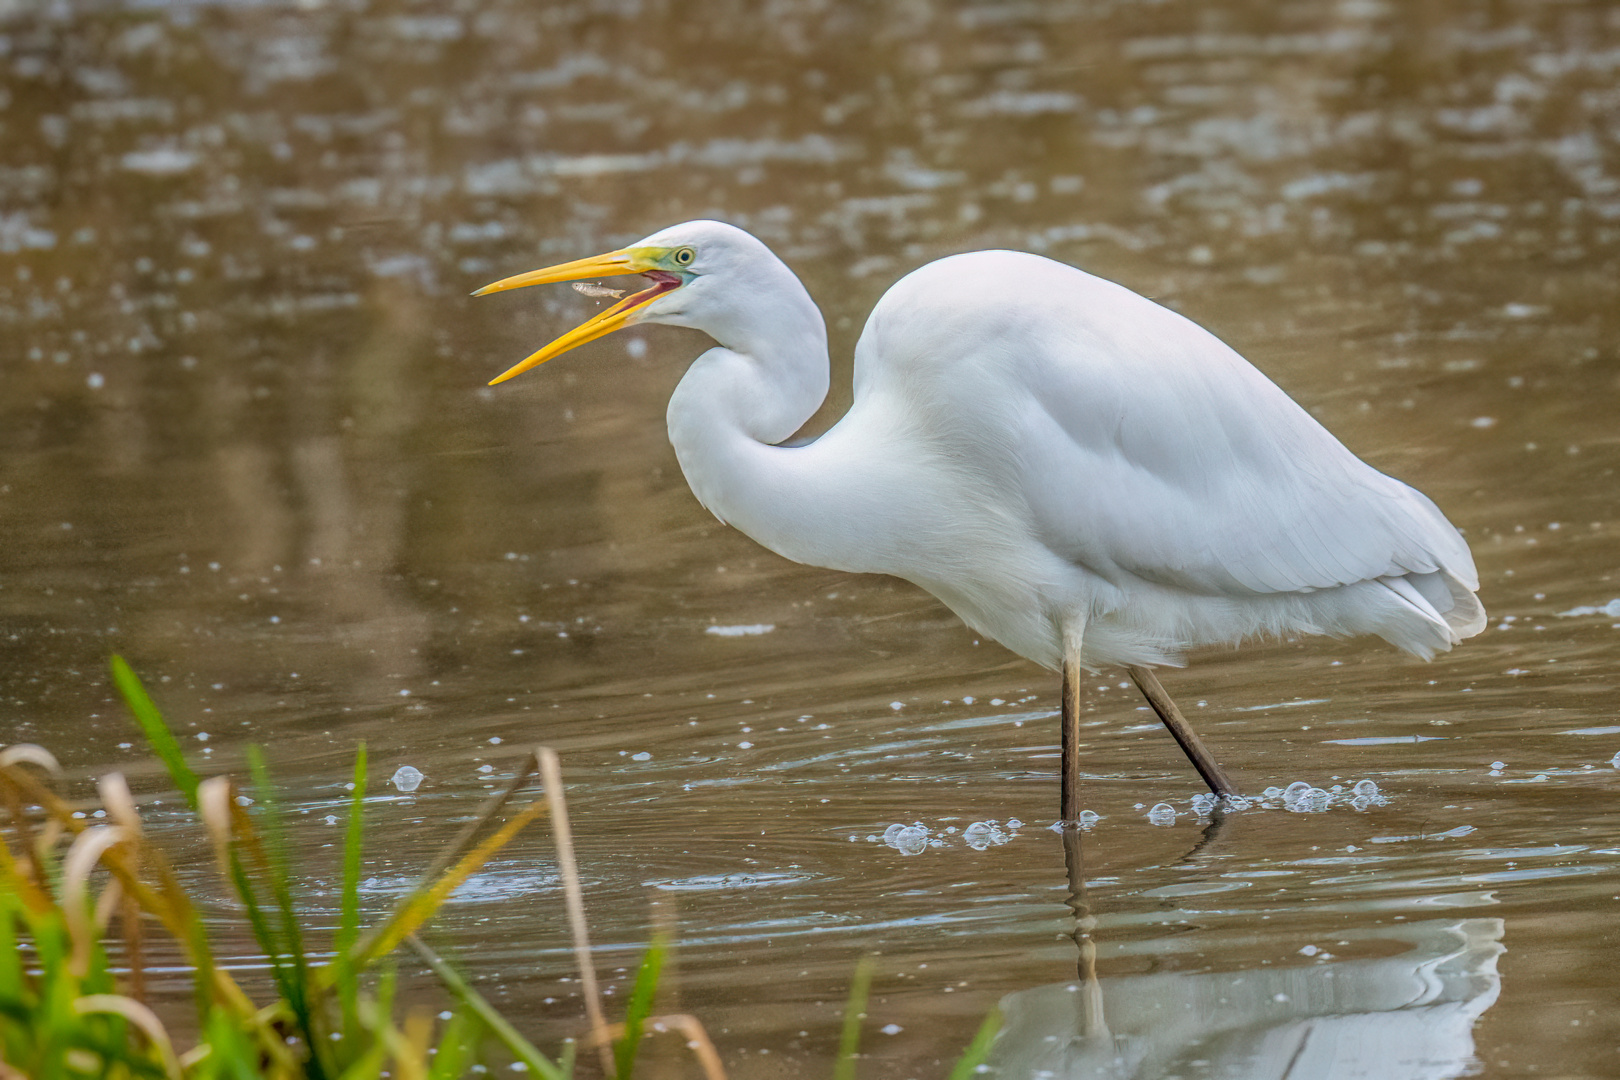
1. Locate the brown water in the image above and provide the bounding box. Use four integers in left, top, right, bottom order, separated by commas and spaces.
3, 0, 1619, 1076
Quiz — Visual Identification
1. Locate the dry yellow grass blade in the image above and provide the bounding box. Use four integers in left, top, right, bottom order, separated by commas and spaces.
0, 744, 63, 775
326, 797, 549, 985
99, 772, 148, 1002
537, 746, 615, 1076
61, 825, 131, 978
73, 995, 183, 1080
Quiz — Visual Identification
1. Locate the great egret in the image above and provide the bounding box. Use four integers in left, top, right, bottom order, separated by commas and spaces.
475, 220, 1485, 819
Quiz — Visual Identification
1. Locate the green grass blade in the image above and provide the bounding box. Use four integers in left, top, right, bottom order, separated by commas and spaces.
109, 655, 200, 809
0, 891, 22, 991
335, 967, 396, 1080
426, 1009, 485, 1080
225, 851, 293, 994
406, 936, 565, 1080
205, 1007, 275, 1080
246, 745, 326, 1080
337, 744, 368, 1042
339, 744, 367, 958
104, 657, 221, 1021
336, 1036, 390, 1080
946, 1008, 1003, 1080
613, 934, 669, 1080
833, 957, 875, 1080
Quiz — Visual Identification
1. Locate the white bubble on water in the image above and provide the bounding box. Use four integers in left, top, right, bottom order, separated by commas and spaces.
893, 825, 929, 855
705, 623, 775, 637
390, 765, 424, 792
1352, 779, 1380, 797
631, 751, 651, 761
1280, 781, 1333, 813
1147, 803, 1177, 825
962, 821, 1011, 849
1558, 598, 1620, 618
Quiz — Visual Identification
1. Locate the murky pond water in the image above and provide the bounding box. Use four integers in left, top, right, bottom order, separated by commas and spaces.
4, 0, 1619, 1075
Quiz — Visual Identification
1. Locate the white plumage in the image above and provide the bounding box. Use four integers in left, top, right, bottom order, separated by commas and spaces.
476, 219, 1485, 804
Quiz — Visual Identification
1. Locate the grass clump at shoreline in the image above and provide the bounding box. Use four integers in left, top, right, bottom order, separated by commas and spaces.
0, 656, 717, 1079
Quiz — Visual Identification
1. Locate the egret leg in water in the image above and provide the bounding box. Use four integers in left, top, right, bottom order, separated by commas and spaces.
473, 220, 1485, 819
1062, 652, 1231, 821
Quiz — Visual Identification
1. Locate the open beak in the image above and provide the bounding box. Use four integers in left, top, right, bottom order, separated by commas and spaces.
473, 250, 681, 385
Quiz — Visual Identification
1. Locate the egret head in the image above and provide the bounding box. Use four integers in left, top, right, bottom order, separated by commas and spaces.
473, 220, 769, 385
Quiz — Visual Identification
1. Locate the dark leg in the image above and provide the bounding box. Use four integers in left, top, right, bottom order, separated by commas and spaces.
1061, 655, 1083, 823
1126, 664, 1238, 798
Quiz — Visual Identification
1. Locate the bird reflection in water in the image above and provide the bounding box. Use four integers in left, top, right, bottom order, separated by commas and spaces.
989, 831, 1504, 1079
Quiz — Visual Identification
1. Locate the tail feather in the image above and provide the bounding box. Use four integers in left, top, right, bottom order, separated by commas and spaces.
1377, 571, 1487, 659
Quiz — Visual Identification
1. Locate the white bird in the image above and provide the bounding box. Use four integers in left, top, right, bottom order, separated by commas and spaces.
475, 220, 1485, 819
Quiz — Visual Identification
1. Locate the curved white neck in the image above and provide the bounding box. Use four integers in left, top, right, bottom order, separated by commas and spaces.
660, 240, 951, 581
665, 268, 916, 575
665, 268, 827, 521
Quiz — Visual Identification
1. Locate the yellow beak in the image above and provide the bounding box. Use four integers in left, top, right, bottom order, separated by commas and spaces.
473, 249, 680, 385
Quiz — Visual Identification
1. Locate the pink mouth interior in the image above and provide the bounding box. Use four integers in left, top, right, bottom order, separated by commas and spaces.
611, 269, 682, 314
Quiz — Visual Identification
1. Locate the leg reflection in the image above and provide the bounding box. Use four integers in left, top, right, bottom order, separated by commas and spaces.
1181, 804, 1232, 863
1061, 828, 1110, 1044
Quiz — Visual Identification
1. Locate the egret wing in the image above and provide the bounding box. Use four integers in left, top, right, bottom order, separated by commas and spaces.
1011, 290, 1475, 598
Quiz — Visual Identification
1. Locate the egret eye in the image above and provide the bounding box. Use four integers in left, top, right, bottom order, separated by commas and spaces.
673, 247, 695, 266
